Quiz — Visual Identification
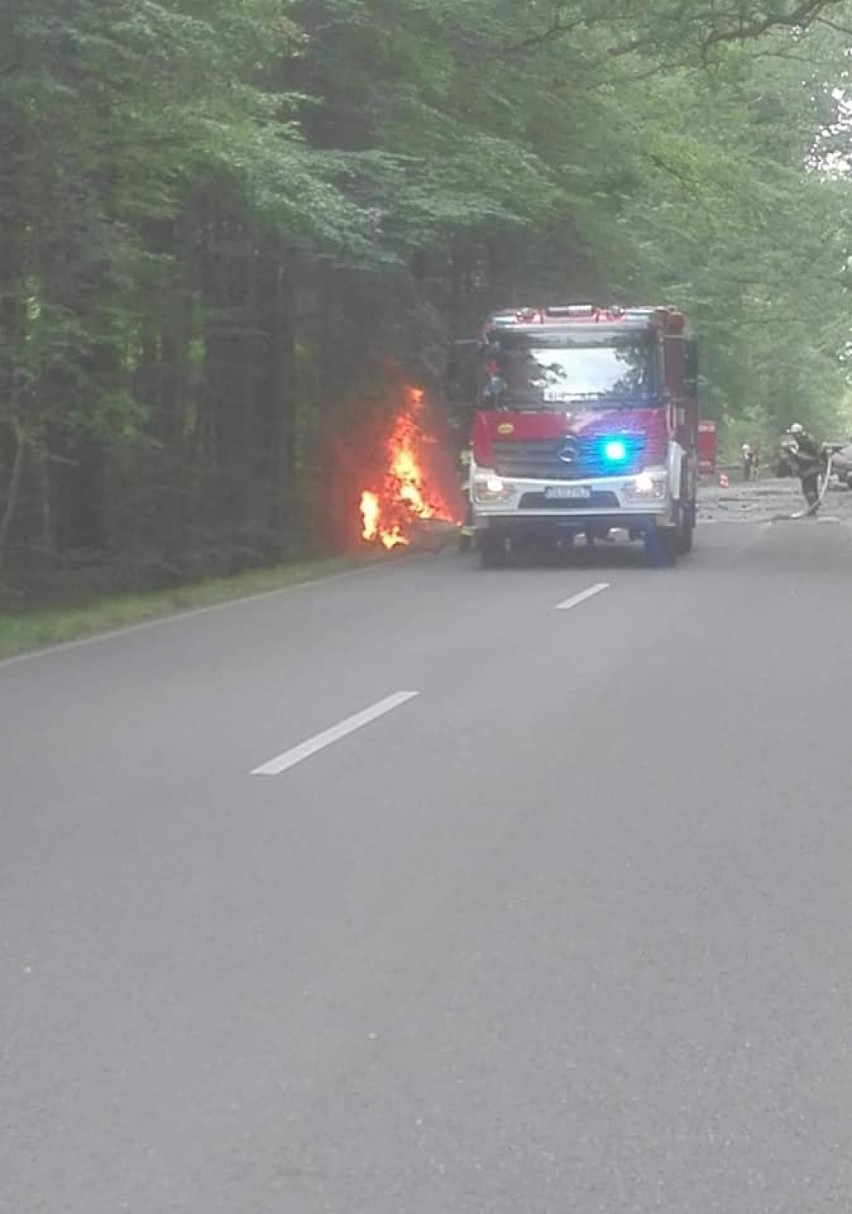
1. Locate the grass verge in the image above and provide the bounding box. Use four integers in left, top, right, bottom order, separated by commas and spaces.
0, 553, 380, 661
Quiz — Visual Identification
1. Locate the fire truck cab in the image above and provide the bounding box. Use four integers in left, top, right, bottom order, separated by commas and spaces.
469, 304, 698, 567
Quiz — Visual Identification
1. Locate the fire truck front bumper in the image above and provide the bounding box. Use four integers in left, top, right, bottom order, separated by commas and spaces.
471, 469, 674, 533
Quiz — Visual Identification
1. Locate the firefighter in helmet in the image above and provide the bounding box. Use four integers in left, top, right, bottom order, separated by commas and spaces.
741, 443, 758, 481
457, 445, 475, 551
782, 423, 824, 512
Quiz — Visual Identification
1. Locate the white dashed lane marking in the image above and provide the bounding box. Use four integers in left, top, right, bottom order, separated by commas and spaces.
251, 691, 420, 776
554, 583, 610, 612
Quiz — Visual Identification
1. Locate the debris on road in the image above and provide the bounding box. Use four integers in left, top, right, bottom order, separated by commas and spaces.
698, 477, 852, 526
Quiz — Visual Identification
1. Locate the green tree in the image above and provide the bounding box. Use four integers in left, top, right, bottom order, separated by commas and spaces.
3, 0, 852, 598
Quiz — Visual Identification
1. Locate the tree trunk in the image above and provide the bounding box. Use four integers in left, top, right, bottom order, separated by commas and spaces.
38, 447, 52, 551
48, 433, 107, 552
0, 419, 27, 565
203, 206, 258, 528
255, 243, 298, 534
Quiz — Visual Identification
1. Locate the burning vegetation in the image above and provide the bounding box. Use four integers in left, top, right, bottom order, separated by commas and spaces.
359, 386, 460, 550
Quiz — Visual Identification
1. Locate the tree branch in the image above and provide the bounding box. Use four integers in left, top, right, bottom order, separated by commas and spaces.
701, 0, 847, 47
814, 14, 852, 36
460, 0, 849, 67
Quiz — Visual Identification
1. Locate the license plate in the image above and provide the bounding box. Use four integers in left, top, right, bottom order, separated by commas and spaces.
544, 485, 592, 500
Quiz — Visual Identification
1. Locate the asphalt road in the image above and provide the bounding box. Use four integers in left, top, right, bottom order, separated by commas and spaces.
3, 484, 852, 1213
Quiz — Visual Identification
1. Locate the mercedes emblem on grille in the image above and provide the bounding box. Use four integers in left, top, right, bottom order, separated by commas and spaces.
558, 438, 579, 464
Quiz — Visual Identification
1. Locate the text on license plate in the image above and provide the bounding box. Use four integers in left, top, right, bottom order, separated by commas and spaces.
544, 485, 592, 500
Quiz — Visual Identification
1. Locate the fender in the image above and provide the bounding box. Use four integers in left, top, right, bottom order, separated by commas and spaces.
666, 440, 683, 503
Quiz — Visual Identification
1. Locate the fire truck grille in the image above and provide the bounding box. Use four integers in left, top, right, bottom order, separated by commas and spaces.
492, 437, 648, 480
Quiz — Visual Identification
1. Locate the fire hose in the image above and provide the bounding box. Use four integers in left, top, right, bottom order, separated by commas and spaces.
789, 450, 835, 519
816, 451, 835, 510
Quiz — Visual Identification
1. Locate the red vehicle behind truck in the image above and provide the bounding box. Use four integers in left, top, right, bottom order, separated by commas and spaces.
698, 420, 717, 474
468, 304, 699, 566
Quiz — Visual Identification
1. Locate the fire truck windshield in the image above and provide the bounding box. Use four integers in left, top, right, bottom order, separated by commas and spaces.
480, 329, 658, 410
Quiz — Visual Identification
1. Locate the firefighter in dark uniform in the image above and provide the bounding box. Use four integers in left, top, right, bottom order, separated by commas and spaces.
783, 423, 823, 512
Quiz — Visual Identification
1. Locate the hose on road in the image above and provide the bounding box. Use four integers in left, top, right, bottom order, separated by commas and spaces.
785, 451, 835, 520
816, 452, 835, 511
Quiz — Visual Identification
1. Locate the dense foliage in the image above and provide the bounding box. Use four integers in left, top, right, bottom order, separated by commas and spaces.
2, 0, 852, 600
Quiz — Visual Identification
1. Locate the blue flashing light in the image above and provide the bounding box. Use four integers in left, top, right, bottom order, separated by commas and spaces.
603, 439, 628, 463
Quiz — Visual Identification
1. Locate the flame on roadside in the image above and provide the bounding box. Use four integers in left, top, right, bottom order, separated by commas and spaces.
359, 386, 456, 549
360, 489, 406, 550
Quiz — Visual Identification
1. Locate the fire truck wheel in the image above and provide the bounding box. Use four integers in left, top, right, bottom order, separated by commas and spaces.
479, 532, 509, 569
661, 526, 680, 565
677, 505, 695, 554
643, 520, 679, 567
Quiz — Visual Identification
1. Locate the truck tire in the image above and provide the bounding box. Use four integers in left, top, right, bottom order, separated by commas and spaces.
677, 502, 695, 554
479, 532, 508, 569
661, 526, 680, 566
643, 519, 679, 567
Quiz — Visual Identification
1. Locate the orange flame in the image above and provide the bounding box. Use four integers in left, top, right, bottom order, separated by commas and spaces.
359, 386, 456, 549
360, 490, 381, 542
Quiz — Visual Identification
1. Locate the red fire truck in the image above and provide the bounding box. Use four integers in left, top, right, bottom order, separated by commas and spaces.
468, 304, 698, 566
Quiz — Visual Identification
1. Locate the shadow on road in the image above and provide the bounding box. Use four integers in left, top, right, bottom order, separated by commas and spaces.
460, 538, 654, 573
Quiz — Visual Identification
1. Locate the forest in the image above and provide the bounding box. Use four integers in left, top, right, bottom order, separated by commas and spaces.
2, 0, 852, 606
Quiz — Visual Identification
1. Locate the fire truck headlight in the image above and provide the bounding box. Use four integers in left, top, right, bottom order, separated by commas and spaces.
624, 472, 667, 500
474, 472, 515, 503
